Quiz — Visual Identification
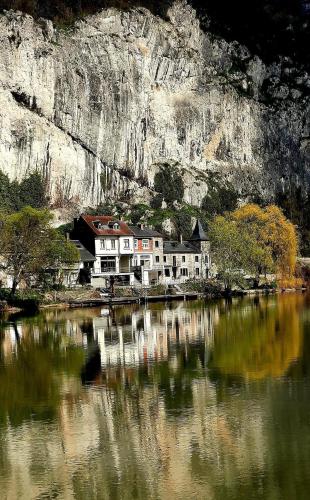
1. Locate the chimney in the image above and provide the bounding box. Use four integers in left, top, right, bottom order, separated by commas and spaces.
138, 223, 144, 230
180, 234, 183, 244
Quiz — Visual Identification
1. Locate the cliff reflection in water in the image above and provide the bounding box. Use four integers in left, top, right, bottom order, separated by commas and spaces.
0, 294, 308, 500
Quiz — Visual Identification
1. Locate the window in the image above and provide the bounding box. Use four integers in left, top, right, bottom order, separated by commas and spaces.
182, 256, 186, 263
100, 240, 105, 250
100, 257, 116, 273
195, 268, 200, 276
195, 255, 199, 262
111, 239, 116, 250
165, 268, 170, 277
155, 240, 159, 248
163, 256, 167, 263
180, 268, 188, 276
142, 239, 149, 249
155, 256, 160, 263
124, 239, 130, 249
134, 239, 138, 249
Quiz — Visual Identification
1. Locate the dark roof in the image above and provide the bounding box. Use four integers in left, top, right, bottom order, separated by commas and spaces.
164, 241, 201, 254
71, 240, 96, 262
129, 226, 162, 238
189, 220, 209, 241
81, 215, 134, 236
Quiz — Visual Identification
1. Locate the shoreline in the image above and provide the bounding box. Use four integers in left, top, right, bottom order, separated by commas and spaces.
40, 287, 307, 310
1, 287, 307, 314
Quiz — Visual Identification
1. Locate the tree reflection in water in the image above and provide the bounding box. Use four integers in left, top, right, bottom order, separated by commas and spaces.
209, 293, 303, 381
0, 295, 309, 500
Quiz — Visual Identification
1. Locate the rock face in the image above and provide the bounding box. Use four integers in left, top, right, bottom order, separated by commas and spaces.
0, 0, 309, 210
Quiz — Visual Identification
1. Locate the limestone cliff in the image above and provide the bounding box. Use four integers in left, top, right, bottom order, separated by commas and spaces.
0, 0, 309, 212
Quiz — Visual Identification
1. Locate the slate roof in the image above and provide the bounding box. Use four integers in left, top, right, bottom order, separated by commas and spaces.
71, 240, 96, 262
189, 220, 209, 241
81, 215, 134, 236
129, 226, 162, 238
163, 241, 201, 254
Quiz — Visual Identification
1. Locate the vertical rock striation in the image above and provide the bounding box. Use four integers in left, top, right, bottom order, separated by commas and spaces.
0, 1, 309, 210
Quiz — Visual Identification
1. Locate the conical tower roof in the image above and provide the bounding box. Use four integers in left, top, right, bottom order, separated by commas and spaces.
189, 220, 208, 241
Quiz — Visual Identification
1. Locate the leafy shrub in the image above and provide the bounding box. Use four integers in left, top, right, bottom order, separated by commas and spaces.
0, 170, 47, 213
154, 163, 184, 205
173, 208, 193, 239
150, 194, 163, 209
130, 204, 149, 224
204, 280, 223, 297
0, 288, 41, 310
201, 177, 238, 216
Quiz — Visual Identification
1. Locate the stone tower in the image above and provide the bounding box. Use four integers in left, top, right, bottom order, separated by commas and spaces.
188, 220, 211, 278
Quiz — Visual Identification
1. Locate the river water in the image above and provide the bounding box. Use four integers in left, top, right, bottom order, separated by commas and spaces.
0, 294, 310, 499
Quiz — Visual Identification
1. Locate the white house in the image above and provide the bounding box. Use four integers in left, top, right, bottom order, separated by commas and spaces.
71, 215, 135, 287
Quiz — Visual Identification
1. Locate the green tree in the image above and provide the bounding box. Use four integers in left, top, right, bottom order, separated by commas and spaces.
0, 169, 47, 213
232, 204, 298, 286
209, 215, 249, 291
130, 203, 149, 225
201, 178, 238, 216
154, 163, 184, 205
0, 170, 13, 212
0, 206, 79, 293
209, 212, 274, 291
17, 172, 47, 209
173, 208, 193, 239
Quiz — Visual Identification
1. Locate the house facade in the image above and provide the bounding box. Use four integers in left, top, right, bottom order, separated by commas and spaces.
163, 221, 211, 283
62, 240, 96, 287
70, 216, 211, 288
71, 215, 135, 288
130, 225, 164, 285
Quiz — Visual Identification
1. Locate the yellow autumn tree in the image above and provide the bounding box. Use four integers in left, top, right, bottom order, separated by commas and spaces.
232, 204, 299, 286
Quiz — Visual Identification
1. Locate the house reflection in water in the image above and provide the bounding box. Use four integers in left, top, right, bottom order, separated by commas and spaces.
92, 303, 216, 370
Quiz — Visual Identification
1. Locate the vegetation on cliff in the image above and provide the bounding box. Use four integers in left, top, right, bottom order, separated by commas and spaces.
0, 170, 47, 213
1, 1, 309, 68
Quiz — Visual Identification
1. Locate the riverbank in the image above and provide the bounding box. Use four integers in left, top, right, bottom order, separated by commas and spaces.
0, 284, 307, 313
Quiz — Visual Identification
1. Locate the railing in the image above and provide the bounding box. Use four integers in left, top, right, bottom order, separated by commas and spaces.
92, 268, 131, 275
119, 266, 131, 273
100, 268, 116, 274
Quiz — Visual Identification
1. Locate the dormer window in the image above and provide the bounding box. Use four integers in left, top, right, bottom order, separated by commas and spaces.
113, 222, 120, 230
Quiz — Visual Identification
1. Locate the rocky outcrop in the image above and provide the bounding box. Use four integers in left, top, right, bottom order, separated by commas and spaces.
0, 1, 309, 211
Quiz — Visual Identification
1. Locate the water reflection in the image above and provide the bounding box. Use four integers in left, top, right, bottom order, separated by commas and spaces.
209, 294, 303, 380
0, 294, 309, 499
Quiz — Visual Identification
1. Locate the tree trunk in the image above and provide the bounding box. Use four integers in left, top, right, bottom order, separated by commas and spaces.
253, 275, 260, 289
11, 277, 18, 295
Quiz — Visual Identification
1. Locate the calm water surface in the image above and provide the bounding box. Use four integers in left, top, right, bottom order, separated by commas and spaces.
1, 294, 310, 499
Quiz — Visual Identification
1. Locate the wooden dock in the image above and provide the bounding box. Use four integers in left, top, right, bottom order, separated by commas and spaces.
68, 292, 202, 308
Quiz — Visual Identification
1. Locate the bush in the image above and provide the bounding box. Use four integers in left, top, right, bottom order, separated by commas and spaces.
173, 208, 193, 239
0, 170, 47, 213
154, 163, 184, 205
204, 280, 223, 297
201, 181, 238, 216
130, 204, 149, 224
0, 288, 41, 310
150, 194, 163, 209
